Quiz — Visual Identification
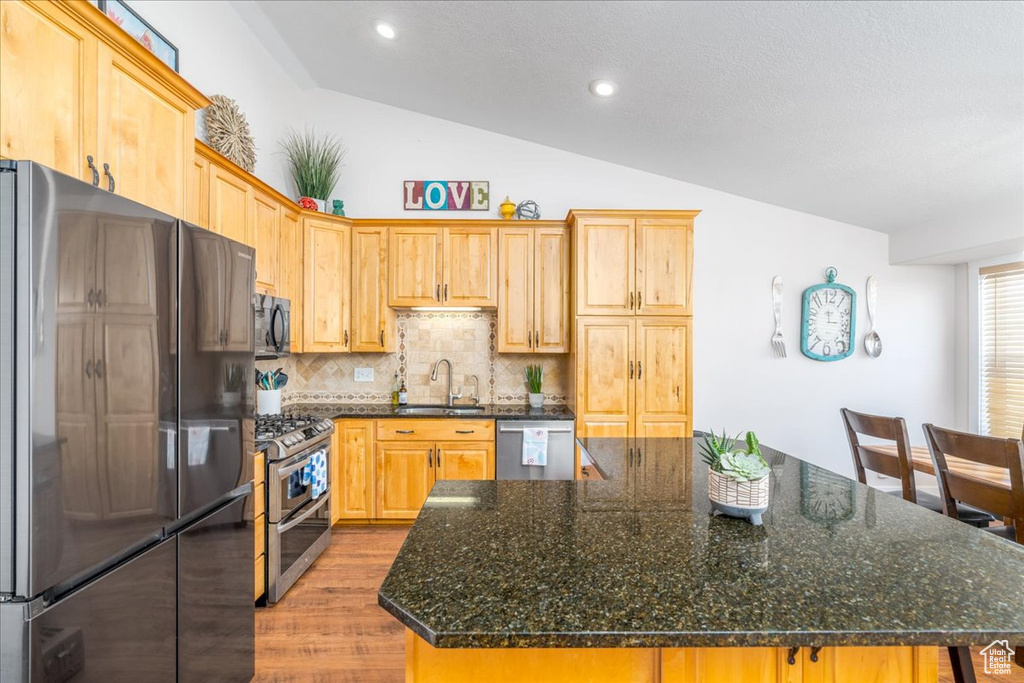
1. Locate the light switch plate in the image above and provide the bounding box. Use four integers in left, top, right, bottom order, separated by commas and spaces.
354, 368, 374, 382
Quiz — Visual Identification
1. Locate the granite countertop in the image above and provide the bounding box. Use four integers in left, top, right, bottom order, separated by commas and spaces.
378, 437, 1024, 649
282, 402, 575, 421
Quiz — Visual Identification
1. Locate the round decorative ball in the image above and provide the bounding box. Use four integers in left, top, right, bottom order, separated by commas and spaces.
515, 200, 541, 220
205, 94, 257, 173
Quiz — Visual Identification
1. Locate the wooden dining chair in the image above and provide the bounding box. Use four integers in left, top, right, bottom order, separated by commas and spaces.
841, 409, 995, 526
922, 424, 1024, 544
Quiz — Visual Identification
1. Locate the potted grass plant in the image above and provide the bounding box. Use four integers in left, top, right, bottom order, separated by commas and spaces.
701, 429, 771, 525
280, 127, 346, 212
525, 364, 544, 408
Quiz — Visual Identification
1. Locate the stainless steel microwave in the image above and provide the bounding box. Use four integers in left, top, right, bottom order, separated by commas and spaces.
254, 294, 290, 359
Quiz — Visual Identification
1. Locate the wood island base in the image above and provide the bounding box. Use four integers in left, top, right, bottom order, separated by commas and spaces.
405, 630, 939, 683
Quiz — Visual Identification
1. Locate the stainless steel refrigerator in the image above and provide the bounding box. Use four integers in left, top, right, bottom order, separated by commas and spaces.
0, 161, 256, 681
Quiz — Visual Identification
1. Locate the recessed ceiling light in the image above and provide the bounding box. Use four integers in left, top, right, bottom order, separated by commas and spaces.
374, 20, 396, 40
589, 79, 616, 97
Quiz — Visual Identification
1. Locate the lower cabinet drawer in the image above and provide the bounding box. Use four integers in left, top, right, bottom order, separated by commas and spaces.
254, 451, 265, 488
377, 419, 494, 442
254, 554, 265, 601
254, 482, 265, 519
254, 513, 265, 558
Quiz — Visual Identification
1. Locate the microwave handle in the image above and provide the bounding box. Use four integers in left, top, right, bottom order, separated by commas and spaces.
277, 492, 330, 533
270, 304, 286, 352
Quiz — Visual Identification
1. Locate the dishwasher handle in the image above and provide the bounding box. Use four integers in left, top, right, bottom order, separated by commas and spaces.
498, 426, 574, 434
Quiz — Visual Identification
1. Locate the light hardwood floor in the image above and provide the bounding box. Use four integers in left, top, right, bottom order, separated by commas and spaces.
255, 525, 1022, 682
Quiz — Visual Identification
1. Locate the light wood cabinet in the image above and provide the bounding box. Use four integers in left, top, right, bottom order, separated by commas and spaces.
303, 217, 350, 352
253, 450, 265, 601
498, 226, 569, 353
332, 420, 375, 523
374, 419, 496, 519
278, 207, 303, 351
572, 211, 697, 317
575, 318, 691, 438
351, 226, 394, 352
253, 188, 279, 294
208, 163, 253, 245
0, 1, 206, 216
188, 153, 209, 227
389, 226, 496, 307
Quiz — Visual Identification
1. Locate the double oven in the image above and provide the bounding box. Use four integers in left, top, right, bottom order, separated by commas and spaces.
266, 427, 332, 603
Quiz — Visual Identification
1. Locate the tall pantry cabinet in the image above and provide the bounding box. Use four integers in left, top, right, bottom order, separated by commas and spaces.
569, 210, 698, 440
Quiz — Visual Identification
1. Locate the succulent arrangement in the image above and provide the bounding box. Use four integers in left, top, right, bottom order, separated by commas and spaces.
525, 365, 543, 394
701, 429, 770, 482
280, 127, 346, 201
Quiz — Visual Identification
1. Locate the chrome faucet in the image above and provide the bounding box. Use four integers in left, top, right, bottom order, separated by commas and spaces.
430, 358, 462, 406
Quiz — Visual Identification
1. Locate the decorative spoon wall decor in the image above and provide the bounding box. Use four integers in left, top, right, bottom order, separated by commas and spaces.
864, 276, 882, 357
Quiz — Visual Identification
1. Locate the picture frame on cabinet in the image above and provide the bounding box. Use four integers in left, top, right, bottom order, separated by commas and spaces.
98, 0, 179, 72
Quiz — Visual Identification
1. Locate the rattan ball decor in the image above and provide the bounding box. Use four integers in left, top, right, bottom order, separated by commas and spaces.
205, 94, 256, 172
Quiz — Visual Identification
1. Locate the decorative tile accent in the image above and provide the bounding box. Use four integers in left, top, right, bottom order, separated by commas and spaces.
258, 311, 568, 407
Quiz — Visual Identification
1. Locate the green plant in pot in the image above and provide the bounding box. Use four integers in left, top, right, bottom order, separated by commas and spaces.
525, 365, 544, 409
701, 429, 771, 525
281, 127, 346, 212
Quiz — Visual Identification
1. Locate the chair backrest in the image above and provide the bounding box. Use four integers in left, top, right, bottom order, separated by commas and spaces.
840, 408, 917, 502
923, 423, 1024, 544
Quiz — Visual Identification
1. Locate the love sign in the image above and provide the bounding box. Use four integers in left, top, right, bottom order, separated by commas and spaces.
403, 180, 490, 211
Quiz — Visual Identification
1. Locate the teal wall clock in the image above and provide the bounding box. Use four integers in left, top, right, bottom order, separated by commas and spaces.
801, 267, 856, 361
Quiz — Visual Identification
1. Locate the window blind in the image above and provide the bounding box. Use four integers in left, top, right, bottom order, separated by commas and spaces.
980, 261, 1024, 439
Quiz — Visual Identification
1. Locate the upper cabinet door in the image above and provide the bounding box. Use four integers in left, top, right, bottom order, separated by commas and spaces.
444, 227, 497, 307
389, 227, 442, 307
96, 44, 191, 217
576, 318, 635, 436
187, 153, 210, 227
253, 189, 279, 294
208, 163, 253, 246
576, 217, 635, 316
304, 218, 350, 352
278, 208, 303, 351
635, 318, 691, 437
497, 228, 533, 353
636, 218, 693, 316
0, 1, 97, 181
534, 227, 570, 353
351, 226, 393, 352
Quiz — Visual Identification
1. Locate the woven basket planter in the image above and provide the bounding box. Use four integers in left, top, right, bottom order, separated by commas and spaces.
708, 469, 770, 525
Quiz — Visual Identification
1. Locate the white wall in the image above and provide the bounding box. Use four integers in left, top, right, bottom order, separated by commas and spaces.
140, 0, 957, 476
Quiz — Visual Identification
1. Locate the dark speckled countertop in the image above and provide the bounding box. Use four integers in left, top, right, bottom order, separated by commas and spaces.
282, 402, 574, 421
378, 437, 1024, 649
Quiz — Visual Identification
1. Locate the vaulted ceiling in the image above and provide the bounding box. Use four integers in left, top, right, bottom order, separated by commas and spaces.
242, 1, 1023, 236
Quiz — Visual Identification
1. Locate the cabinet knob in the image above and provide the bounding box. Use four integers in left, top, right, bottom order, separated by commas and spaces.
809, 646, 822, 663
102, 163, 115, 193
87, 156, 99, 186
787, 647, 800, 666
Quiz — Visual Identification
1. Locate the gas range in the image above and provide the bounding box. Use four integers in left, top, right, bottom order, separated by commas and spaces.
256, 414, 334, 460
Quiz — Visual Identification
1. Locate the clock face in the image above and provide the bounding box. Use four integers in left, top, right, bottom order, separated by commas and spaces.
801, 283, 856, 361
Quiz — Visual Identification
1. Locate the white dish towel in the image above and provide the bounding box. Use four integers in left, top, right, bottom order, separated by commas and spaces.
522, 427, 549, 466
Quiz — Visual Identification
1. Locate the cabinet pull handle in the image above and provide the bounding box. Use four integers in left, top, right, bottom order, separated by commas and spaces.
103, 163, 115, 192
85, 360, 94, 379
397, 430, 415, 434
436, 284, 440, 301
436, 448, 441, 466
637, 291, 642, 309
87, 289, 96, 308
455, 429, 474, 434
629, 360, 634, 379
787, 647, 800, 666
628, 448, 633, 466
94, 359, 104, 378
344, 330, 349, 346
637, 361, 642, 380
428, 449, 432, 467
87, 156, 99, 186
629, 292, 634, 310
98, 289, 107, 307
535, 330, 539, 348
809, 646, 822, 663
444, 283, 448, 301
528, 330, 532, 348
636, 448, 641, 466
380, 329, 385, 347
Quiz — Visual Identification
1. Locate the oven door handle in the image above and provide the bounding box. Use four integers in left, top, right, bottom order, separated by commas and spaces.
277, 453, 315, 479
277, 492, 330, 533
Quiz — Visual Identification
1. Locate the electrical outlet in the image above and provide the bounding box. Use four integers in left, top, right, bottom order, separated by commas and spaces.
354, 368, 374, 383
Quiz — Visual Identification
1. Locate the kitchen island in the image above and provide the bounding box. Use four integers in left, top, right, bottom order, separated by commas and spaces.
378, 438, 1024, 682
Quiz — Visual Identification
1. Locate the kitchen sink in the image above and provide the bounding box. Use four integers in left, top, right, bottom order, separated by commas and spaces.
396, 405, 486, 416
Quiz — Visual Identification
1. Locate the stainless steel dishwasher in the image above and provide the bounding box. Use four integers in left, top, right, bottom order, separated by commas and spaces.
495, 420, 576, 480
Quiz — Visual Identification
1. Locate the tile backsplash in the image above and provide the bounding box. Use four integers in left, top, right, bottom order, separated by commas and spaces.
258, 311, 567, 406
